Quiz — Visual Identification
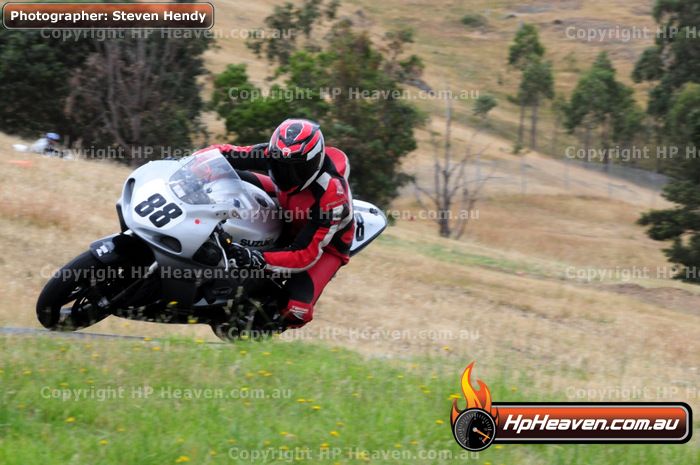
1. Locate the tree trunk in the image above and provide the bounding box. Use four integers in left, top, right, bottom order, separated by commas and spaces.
438, 215, 450, 237
551, 117, 559, 156
584, 123, 592, 159
517, 100, 526, 147
441, 100, 453, 237
601, 118, 610, 172
530, 99, 539, 150
654, 122, 662, 173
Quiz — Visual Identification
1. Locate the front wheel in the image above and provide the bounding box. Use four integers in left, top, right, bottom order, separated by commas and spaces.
36, 251, 112, 331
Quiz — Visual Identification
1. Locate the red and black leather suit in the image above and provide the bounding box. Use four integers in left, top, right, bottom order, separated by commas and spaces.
204, 143, 355, 327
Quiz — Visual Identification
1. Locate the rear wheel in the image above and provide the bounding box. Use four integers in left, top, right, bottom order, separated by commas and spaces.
210, 297, 283, 342
36, 252, 114, 331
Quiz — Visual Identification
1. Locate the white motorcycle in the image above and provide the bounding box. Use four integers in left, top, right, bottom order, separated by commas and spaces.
36, 148, 386, 340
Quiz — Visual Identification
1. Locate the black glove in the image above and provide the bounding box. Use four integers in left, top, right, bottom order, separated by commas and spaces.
226, 142, 268, 159
228, 243, 266, 270
250, 142, 269, 157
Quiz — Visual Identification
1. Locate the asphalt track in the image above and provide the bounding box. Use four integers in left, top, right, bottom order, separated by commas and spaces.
0, 327, 226, 344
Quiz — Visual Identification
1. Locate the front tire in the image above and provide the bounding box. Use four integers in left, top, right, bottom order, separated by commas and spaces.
36, 251, 111, 331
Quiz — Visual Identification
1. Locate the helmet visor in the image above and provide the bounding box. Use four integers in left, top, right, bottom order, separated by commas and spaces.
268, 155, 321, 192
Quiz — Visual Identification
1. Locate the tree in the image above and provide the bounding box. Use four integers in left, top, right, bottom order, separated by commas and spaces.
636, 1, 700, 282
518, 58, 554, 150
211, 61, 327, 144
473, 94, 497, 120
639, 83, 700, 282
213, 14, 424, 209
415, 99, 492, 238
632, 0, 700, 118
550, 94, 568, 155
246, 0, 338, 66
633, 0, 700, 172
0, 28, 211, 160
507, 24, 546, 150
565, 52, 641, 169
381, 27, 425, 87
317, 22, 425, 208
65, 35, 211, 164
508, 24, 545, 69
0, 30, 92, 140
210, 64, 259, 119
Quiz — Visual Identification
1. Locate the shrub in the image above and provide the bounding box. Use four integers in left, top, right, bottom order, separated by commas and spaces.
460, 13, 488, 28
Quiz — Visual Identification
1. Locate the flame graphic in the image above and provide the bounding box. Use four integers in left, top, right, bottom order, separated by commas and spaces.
450, 361, 499, 425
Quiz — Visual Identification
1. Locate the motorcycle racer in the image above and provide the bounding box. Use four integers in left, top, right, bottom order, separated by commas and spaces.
200, 119, 355, 328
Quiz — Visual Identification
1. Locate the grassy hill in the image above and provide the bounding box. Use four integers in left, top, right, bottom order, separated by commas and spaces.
1, 1, 699, 462
202, 0, 659, 156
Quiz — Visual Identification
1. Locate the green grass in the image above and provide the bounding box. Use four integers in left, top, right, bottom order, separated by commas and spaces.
0, 335, 696, 464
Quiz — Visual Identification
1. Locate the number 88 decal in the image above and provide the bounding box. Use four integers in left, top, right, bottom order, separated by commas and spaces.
134, 194, 183, 228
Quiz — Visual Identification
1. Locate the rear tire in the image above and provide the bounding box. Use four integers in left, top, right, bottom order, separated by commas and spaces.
36, 251, 111, 331
210, 298, 283, 342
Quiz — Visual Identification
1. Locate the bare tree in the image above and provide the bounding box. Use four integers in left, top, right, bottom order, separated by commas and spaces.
65, 36, 208, 164
414, 99, 493, 238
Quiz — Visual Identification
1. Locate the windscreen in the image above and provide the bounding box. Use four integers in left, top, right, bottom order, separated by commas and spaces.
168, 149, 245, 205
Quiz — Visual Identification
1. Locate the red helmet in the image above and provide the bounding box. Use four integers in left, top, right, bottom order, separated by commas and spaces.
267, 118, 325, 192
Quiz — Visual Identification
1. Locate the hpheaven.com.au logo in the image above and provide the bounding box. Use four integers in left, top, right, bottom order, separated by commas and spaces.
450, 362, 692, 452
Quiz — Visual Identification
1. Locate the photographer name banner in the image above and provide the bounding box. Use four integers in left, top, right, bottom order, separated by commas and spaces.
3, 2, 214, 29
